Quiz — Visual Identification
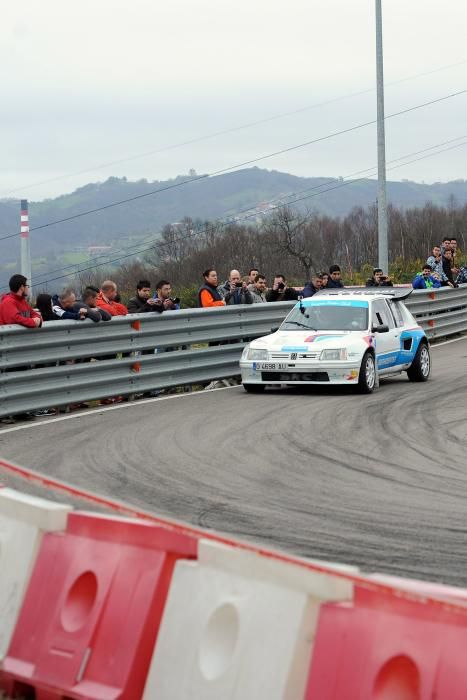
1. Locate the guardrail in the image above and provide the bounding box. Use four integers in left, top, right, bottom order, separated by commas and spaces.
1, 286, 466, 417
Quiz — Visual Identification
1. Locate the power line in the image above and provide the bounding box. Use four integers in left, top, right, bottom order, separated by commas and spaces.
2, 58, 467, 198
1, 87, 466, 247
30, 137, 467, 290
30, 133, 467, 286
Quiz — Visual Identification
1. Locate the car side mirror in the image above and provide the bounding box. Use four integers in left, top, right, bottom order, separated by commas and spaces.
371, 323, 389, 333
270, 326, 279, 333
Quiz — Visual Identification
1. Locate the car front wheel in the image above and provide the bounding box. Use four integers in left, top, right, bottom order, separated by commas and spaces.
407, 342, 431, 382
358, 352, 376, 394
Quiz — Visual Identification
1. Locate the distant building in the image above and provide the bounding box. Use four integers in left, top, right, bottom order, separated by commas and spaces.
88, 246, 113, 256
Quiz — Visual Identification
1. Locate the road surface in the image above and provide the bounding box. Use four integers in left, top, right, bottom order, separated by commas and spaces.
0, 337, 466, 585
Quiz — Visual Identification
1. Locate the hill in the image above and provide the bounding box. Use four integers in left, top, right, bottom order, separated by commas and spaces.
1, 168, 466, 286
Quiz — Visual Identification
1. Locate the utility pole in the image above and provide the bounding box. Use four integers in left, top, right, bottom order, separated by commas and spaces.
20, 199, 32, 293
375, 0, 389, 273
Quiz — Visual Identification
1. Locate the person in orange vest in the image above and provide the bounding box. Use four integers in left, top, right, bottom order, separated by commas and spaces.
197, 269, 226, 308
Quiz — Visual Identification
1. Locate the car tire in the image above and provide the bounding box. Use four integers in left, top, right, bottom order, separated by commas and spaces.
407, 342, 430, 382
357, 352, 376, 394
243, 383, 265, 393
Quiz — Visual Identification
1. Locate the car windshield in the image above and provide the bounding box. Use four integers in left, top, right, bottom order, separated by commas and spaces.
281, 301, 369, 331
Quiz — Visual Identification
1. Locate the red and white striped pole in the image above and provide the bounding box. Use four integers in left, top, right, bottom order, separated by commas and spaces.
20, 199, 32, 293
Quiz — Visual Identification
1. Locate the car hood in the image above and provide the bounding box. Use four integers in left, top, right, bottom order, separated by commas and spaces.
251, 330, 363, 351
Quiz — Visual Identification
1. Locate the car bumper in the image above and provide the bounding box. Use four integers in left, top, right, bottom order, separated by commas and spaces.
240, 360, 362, 385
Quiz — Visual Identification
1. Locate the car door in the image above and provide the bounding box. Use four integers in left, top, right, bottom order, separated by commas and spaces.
371, 299, 401, 372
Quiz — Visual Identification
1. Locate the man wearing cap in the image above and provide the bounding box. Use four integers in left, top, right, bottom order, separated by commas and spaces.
366, 268, 393, 287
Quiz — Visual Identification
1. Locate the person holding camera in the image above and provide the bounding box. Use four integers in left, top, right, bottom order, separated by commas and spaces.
221, 269, 253, 305
152, 280, 180, 311
366, 268, 393, 287
266, 275, 299, 302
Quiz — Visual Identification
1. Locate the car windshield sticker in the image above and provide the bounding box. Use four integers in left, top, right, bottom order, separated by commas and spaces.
298, 299, 369, 308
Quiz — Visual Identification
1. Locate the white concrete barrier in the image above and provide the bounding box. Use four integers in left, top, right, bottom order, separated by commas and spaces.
0, 488, 72, 660
143, 539, 355, 700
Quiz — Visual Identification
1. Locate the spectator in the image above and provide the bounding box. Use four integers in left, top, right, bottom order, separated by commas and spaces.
441, 236, 451, 254
247, 268, 259, 286
52, 288, 90, 321
266, 275, 299, 302
153, 279, 180, 311
249, 274, 268, 303
450, 237, 459, 276
198, 269, 226, 308
221, 269, 253, 305
366, 268, 393, 287
320, 272, 329, 288
35, 293, 57, 321
81, 287, 112, 321
302, 274, 322, 298
327, 265, 345, 288
441, 249, 457, 287
0, 275, 42, 328
426, 246, 446, 282
456, 266, 467, 285
96, 280, 128, 316
127, 280, 161, 314
412, 265, 442, 289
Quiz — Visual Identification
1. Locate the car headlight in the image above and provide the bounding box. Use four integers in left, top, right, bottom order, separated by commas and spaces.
243, 348, 269, 361
320, 348, 348, 361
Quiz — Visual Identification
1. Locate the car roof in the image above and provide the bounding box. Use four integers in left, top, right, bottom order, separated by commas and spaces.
312, 287, 413, 301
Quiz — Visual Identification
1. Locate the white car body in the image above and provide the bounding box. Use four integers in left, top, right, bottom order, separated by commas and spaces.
240, 290, 430, 392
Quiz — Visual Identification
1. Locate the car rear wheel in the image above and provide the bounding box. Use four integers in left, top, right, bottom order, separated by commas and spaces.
407, 342, 430, 382
243, 383, 265, 393
358, 352, 376, 394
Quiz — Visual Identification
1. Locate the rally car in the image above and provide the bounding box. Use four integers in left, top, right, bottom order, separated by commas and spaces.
240, 289, 430, 393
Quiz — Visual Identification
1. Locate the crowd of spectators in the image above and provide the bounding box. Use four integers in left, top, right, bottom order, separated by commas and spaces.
0, 237, 465, 332
413, 237, 465, 289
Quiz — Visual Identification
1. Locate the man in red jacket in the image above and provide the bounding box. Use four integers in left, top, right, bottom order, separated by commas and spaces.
96, 280, 128, 316
0, 274, 42, 328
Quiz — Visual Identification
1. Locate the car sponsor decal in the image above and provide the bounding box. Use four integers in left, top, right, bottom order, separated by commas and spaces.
303, 334, 344, 343
298, 299, 369, 308
281, 345, 308, 351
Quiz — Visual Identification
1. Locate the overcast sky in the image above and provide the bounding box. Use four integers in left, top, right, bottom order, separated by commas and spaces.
2, 0, 467, 201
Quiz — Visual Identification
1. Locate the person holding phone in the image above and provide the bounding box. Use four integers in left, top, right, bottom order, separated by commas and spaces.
366, 268, 393, 287
266, 275, 299, 302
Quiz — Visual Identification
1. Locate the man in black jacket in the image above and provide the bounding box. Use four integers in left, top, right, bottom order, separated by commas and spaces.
266, 275, 299, 302
127, 280, 162, 314
366, 268, 393, 287
327, 265, 345, 289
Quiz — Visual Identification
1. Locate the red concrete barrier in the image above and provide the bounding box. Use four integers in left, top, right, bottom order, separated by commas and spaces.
0, 511, 197, 700
305, 583, 467, 700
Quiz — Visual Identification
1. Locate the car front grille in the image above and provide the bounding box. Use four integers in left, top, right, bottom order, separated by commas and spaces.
262, 371, 329, 382
270, 352, 320, 360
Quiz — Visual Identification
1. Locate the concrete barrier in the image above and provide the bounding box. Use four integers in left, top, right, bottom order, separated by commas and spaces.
0, 488, 72, 661
142, 539, 354, 700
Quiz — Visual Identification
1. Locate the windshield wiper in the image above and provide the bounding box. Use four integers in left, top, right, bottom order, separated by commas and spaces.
282, 321, 317, 329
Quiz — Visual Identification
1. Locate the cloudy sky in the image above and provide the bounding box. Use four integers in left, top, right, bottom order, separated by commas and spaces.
2, 0, 467, 201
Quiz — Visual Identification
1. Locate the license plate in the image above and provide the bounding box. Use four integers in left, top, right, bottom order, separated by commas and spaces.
253, 362, 287, 370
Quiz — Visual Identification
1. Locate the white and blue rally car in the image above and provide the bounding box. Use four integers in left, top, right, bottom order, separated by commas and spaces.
240, 289, 430, 393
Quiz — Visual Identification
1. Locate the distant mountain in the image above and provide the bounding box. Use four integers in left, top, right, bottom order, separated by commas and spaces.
1, 168, 466, 280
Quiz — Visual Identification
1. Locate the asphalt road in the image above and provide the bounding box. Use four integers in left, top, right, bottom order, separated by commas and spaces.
1, 337, 466, 586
